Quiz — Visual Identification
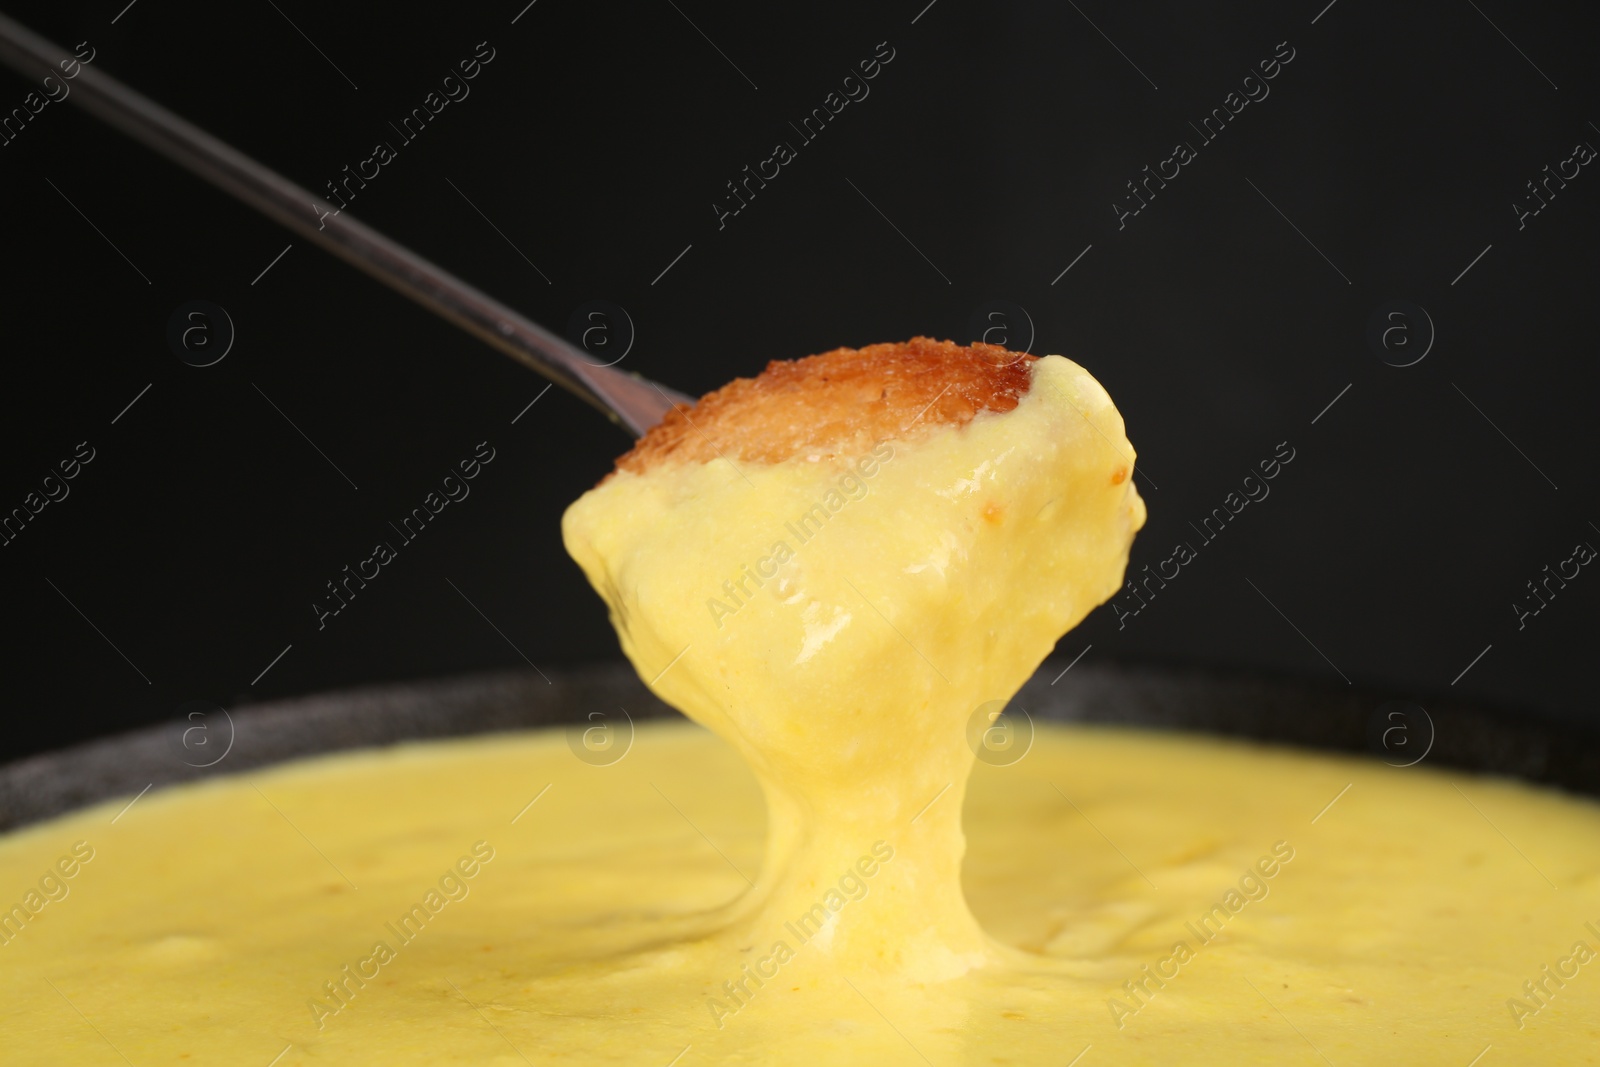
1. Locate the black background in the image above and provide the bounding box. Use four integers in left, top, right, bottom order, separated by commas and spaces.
1, 0, 1595, 765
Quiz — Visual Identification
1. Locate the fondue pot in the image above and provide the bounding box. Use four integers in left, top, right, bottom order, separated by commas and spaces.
4, 661, 1595, 831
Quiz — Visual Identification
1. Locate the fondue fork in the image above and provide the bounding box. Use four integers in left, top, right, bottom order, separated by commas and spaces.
0, 13, 692, 436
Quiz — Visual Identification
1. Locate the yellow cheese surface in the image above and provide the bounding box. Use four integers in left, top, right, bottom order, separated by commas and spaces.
4, 355, 1597, 1063
2, 723, 1597, 1064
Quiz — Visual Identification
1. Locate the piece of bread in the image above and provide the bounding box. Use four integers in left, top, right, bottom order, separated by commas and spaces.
614, 337, 1035, 474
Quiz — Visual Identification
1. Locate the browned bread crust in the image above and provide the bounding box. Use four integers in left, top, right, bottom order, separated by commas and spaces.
614, 337, 1036, 473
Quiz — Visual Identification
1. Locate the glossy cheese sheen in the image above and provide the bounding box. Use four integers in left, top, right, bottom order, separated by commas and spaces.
2, 723, 1598, 1064
7, 352, 1597, 1064
564, 354, 1149, 983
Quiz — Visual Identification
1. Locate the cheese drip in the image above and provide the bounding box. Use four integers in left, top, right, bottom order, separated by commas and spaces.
563, 355, 1146, 978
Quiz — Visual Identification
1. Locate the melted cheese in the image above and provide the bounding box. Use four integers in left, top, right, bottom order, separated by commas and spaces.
3, 724, 1598, 1063
4, 355, 1597, 1063
563, 354, 1147, 983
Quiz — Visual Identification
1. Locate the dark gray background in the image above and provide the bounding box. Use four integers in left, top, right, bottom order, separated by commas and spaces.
1, 0, 1595, 763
